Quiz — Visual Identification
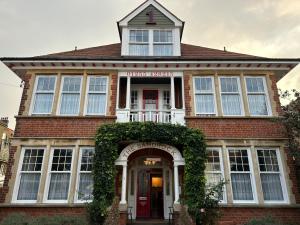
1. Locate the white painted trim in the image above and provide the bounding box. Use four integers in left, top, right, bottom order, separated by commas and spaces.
219, 76, 245, 116
118, 0, 183, 27
74, 147, 95, 203
43, 147, 75, 203
29, 75, 57, 115
255, 147, 289, 204
226, 147, 258, 204
206, 147, 227, 204
193, 76, 217, 116
57, 75, 83, 116
12, 147, 46, 204
83, 75, 108, 116
244, 76, 272, 117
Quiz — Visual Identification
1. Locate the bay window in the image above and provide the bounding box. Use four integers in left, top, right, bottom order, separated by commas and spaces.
205, 148, 225, 201
228, 148, 256, 202
86, 76, 108, 115
194, 77, 216, 115
245, 77, 270, 116
76, 148, 94, 202
257, 148, 286, 202
129, 30, 149, 56
14, 148, 44, 202
153, 30, 173, 56
220, 77, 243, 116
32, 76, 56, 114
46, 148, 73, 202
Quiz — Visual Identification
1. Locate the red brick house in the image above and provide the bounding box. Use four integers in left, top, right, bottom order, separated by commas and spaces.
0, 0, 300, 224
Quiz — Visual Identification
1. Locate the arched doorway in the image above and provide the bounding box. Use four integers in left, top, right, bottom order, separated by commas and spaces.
115, 142, 185, 220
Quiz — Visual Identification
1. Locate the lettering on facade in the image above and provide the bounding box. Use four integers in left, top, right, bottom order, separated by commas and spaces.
121, 142, 176, 159
126, 71, 174, 78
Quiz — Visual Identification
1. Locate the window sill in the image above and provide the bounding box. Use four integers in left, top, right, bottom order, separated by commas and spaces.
1, 203, 86, 207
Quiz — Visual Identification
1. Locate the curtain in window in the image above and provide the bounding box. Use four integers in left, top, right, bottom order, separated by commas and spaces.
129, 45, 149, 56
78, 173, 93, 200
195, 95, 214, 114
33, 93, 54, 114
48, 173, 70, 200
248, 95, 268, 115
231, 173, 253, 200
60, 94, 80, 114
17, 173, 40, 200
153, 45, 173, 56
261, 174, 283, 201
221, 95, 241, 115
87, 94, 106, 114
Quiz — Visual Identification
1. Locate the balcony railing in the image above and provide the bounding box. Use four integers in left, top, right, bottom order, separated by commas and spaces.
130, 110, 171, 123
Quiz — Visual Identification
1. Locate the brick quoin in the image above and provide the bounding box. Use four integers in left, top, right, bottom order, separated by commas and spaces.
109, 74, 118, 115
270, 75, 283, 116
18, 73, 32, 116
184, 74, 192, 116
14, 117, 116, 138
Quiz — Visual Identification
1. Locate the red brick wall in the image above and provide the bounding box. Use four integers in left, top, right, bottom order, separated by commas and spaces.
0, 206, 86, 221
109, 73, 118, 116
14, 116, 116, 138
18, 73, 32, 116
184, 74, 192, 116
269, 75, 283, 116
186, 117, 287, 139
219, 207, 300, 225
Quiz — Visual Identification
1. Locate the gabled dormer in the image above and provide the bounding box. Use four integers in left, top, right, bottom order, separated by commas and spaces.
118, 0, 184, 57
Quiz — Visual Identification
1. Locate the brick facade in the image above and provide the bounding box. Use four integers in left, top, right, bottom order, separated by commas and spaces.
18, 73, 32, 116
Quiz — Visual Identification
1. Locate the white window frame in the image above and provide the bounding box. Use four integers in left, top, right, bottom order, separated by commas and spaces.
30, 75, 57, 115
255, 147, 289, 204
12, 147, 46, 204
75, 147, 94, 203
84, 76, 109, 116
153, 29, 173, 56
43, 147, 75, 203
244, 76, 272, 116
219, 76, 244, 116
58, 76, 83, 116
193, 76, 217, 116
129, 29, 150, 56
226, 147, 257, 204
205, 147, 227, 203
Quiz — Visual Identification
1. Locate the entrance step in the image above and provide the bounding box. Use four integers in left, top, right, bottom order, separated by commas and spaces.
131, 219, 168, 225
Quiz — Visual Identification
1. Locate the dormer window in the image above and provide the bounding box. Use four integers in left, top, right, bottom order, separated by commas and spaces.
129, 30, 149, 56
153, 30, 173, 56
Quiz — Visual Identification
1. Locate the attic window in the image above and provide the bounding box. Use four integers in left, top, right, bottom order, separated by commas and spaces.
129, 30, 149, 56
153, 30, 173, 56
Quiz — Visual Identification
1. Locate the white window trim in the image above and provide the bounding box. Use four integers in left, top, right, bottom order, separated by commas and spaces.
193, 76, 217, 116
30, 75, 57, 115
219, 76, 245, 116
226, 147, 258, 204
128, 28, 175, 56
206, 147, 227, 204
57, 75, 83, 116
12, 147, 46, 204
244, 76, 272, 117
43, 147, 75, 203
75, 147, 94, 203
255, 148, 289, 204
84, 76, 109, 116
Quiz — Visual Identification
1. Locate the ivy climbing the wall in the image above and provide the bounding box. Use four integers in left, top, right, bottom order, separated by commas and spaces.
89, 122, 208, 225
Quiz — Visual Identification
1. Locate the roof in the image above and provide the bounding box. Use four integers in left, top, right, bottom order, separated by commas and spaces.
32, 43, 265, 60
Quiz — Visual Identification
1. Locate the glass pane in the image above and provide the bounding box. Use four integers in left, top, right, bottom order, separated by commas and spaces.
33, 93, 54, 114
229, 149, 249, 172
21, 149, 44, 172
195, 78, 213, 92
60, 93, 80, 114
129, 44, 149, 56
257, 150, 279, 172
138, 171, 149, 197
17, 173, 40, 200
87, 94, 106, 114
153, 44, 173, 56
195, 94, 215, 114
220, 77, 239, 93
130, 30, 148, 42
51, 149, 72, 172
153, 30, 172, 42
37, 77, 55, 91
248, 94, 268, 115
89, 77, 107, 92
78, 173, 93, 201
62, 77, 81, 92
221, 94, 241, 115
246, 77, 265, 93
261, 173, 284, 201
80, 149, 94, 171
231, 173, 253, 200
48, 173, 70, 200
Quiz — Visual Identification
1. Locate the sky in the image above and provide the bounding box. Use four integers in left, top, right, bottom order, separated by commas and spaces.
0, 0, 299, 129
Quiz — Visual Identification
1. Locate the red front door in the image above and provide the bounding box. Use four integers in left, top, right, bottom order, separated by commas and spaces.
136, 169, 151, 218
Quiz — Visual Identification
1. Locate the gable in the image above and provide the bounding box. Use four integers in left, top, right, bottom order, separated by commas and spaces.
128, 4, 175, 27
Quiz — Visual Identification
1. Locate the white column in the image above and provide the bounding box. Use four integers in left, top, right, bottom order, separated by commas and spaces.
120, 164, 128, 204
125, 76, 131, 109
170, 76, 175, 109
174, 165, 180, 203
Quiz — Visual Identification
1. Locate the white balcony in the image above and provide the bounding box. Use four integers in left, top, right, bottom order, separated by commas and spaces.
130, 110, 171, 123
